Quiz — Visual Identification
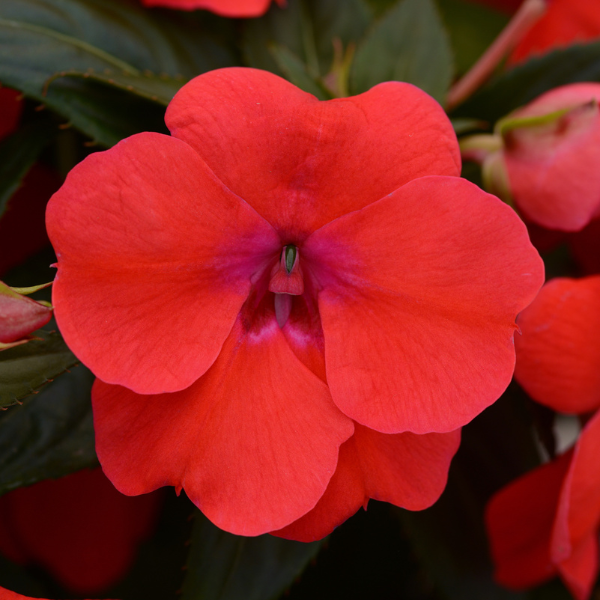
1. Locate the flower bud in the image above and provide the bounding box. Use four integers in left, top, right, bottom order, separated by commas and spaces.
462, 83, 600, 231
0, 281, 52, 350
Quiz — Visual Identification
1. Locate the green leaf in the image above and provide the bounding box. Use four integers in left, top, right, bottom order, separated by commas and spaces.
242, 0, 371, 81
182, 511, 322, 600
436, 0, 508, 76
455, 41, 600, 123
0, 365, 97, 496
269, 44, 332, 99
0, 330, 79, 408
351, 0, 454, 103
45, 68, 186, 106
0, 0, 235, 145
46, 77, 169, 147
0, 115, 57, 218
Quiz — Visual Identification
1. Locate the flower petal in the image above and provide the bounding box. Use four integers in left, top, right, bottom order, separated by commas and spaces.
93, 312, 353, 536
274, 424, 460, 541
510, 0, 600, 64
551, 411, 600, 597
485, 452, 572, 590
305, 176, 544, 434
166, 68, 460, 239
557, 533, 598, 600
140, 0, 272, 16
47, 132, 279, 394
515, 276, 600, 414
0, 586, 114, 600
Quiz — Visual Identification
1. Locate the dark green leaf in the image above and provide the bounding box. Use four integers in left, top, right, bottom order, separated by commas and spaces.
362, 0, 396, 17
0, 365, 97, 495
0, 0, 235, 145
269, 44, 332, 99
41, 77, 169, 147
351, 0, 454, 103
0, 115, 57, 218
455, 42, 600, 123
242, 0, 371, 80
46, 68, 185, 106
0, 330, 78, 408
398, 387, 540, 600
182, 511, 322, 600
436, 0, 508, 76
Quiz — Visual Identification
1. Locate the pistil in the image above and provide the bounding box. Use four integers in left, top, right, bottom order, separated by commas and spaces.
269, 245, 304, 327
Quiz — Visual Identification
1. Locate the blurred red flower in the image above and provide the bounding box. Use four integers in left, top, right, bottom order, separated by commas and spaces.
138, 0, 281, 17
0, 88, 21, 141
0, 86, 57, 276
510, 0, 600, 64
468, 0, 600, 64
487, 276, 600, 599
515, 276, 600, 413
0, 165, 58, 277
46, 68, 543, 538
0, 585, 115, 600
0, 469, 163, 595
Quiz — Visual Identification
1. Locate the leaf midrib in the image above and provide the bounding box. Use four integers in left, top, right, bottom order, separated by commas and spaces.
0, 17, 140, 75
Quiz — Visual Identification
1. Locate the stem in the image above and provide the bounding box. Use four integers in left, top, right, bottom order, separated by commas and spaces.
445, 0, 547, 112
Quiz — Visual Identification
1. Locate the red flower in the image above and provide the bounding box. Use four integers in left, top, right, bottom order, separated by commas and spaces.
0, 165, 58, 277
487, 276, 600, 599
510, 0, 600, 64
46, 68, 543, 538
0, 586, 116, 600
0, 87, 21, 141
515, 277, 600, 413
468, 0, 600, 63
0, 86, 58, 278
0, 469, 163, 595
138, 0, 281, 17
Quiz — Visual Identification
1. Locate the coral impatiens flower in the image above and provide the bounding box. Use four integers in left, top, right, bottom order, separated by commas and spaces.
0, 469, 163, 595
487, 276, 600, 599
462, 83, 600, 232
139, 0, 281, 17
46, 68, 543, 538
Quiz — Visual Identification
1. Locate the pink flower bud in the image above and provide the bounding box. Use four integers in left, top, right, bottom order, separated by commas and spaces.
501, 84, 600, 231
464, 83, 600, 232
0, 281, 52, 349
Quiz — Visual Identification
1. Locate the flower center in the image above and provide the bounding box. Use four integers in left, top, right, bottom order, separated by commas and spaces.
269, 245, 304, 327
